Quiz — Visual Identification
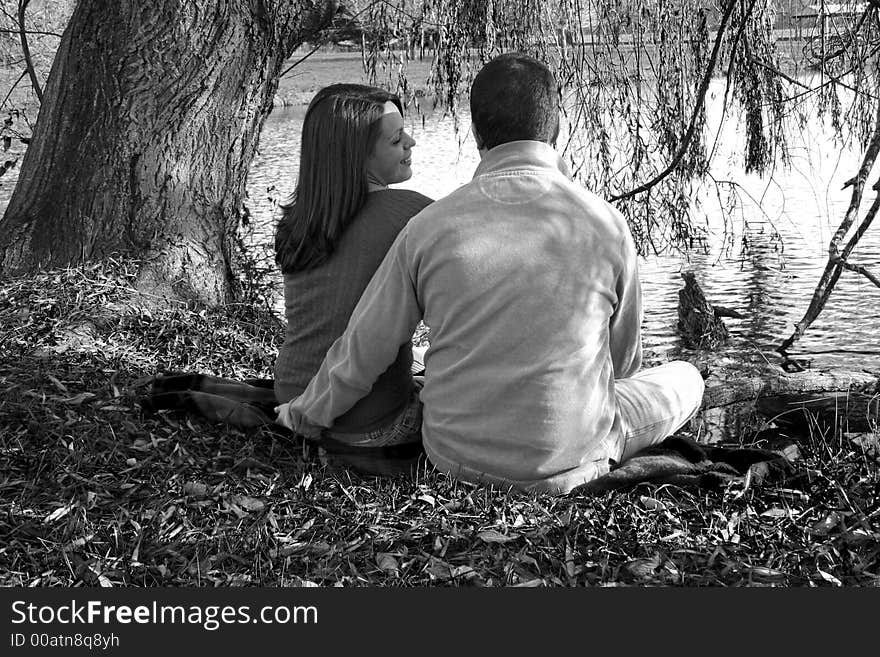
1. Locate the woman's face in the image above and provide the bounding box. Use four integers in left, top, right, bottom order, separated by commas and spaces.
366, 101, 416, 186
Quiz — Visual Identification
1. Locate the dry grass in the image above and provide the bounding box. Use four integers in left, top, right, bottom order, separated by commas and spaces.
1, 259, 878, 587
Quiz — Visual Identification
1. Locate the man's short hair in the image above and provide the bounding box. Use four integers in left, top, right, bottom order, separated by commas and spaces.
469, 53, 559, 151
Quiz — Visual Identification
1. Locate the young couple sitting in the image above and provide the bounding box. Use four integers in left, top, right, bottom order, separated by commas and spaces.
153, 53, 705, 495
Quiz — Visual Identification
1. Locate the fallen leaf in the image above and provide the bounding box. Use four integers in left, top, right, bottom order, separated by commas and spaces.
760, 507, 790, 518
233, 495, 265, 513
43, 504, 73, 524
451, 565, 477, 581
817, 569, 842, 586
308, 542, 331, 556
746, 566, 787, 582
808, 511, 841, 537
513, 578, 544, 587
45, 374, 68, 393
639, 495, 667, 511
477, 529, 520, 544
623, 554, 662, 579
58, 392, 96, 405
183, 481, 210, 499
376, 553, 399, 574
425, 557, 454, 581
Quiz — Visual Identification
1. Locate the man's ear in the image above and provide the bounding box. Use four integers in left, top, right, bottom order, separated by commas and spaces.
471, 122, 485, 151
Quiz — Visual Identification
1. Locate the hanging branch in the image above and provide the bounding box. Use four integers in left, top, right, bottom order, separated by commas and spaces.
17, 0, 42, 104
778, 100, 880, 354
610, 0, 747, 202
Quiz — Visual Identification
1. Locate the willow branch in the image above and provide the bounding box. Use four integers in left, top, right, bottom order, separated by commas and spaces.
17, 0, 42, 104
610, 0, 746, 202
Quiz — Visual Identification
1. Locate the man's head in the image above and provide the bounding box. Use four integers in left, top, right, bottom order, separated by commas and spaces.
469, 53, 559, 153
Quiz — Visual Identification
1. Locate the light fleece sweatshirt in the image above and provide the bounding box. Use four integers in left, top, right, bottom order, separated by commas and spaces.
284, 140, 643, 494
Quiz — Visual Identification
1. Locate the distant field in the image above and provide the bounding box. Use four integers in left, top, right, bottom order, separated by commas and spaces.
275, 49, 438, 106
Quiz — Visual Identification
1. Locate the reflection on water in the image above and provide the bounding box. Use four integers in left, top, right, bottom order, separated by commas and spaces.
245, 82, 880, 371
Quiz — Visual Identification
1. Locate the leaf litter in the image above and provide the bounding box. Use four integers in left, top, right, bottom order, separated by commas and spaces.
0, 259, 878, 586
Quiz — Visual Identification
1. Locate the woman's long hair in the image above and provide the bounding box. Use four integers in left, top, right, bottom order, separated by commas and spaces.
275, 84, 404, 273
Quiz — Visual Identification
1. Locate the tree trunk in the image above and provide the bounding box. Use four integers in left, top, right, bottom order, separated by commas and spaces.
0, 0, 337, 305
677, 271, 730, 349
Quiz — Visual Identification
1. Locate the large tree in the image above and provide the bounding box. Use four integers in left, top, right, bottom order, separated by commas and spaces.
0, 0, 338, 305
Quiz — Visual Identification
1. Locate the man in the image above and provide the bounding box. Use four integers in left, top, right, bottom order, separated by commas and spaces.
277, 53, 705, 494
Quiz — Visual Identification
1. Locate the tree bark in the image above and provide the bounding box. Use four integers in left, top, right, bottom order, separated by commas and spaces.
677, 271, 730, 349
0, 0, 337, 305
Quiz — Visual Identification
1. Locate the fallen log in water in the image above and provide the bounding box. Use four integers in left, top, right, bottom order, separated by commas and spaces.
699, 367, 880, 435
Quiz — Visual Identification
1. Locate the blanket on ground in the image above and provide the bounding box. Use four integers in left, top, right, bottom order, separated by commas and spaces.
142, 373, 278, 428
573, 435, 800, 494
141, 372, 427, 476
142, 375, 799, 491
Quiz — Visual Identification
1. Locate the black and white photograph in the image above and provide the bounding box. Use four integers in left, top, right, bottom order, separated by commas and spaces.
0, 0, 878, 646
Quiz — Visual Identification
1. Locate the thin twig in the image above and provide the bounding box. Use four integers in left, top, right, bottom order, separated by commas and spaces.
279, 42, 323, 78
0, 68, 27, 109
279, 0, 380, 79
0, 28, 62, 37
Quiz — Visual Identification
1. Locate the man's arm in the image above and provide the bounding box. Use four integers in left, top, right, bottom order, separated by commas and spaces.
277, 228, 422, 432
609, 226, 643, 379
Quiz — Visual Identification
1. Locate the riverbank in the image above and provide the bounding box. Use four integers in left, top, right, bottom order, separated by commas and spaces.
1, 260, 878, 586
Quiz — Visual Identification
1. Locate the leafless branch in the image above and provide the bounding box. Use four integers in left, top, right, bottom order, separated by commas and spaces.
0, 28, 62, 37
0, 68, 27, 109
779, 100, 880, 353
280, 0, 378, 78
17, 0, 42, 104
839, 260, 880, 288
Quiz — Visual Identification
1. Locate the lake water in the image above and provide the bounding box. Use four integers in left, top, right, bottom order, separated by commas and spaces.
245, 79, 880, 372
1, 77, 877, 372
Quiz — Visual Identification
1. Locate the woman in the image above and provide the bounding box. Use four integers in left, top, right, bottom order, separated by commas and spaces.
273, 83, 432, 454
147, 84, 432, 469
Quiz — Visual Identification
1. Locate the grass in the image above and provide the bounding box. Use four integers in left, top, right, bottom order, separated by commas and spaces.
0, 259, 878, 588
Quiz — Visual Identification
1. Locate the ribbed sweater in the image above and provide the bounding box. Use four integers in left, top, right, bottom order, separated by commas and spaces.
274, 188, 433, 431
